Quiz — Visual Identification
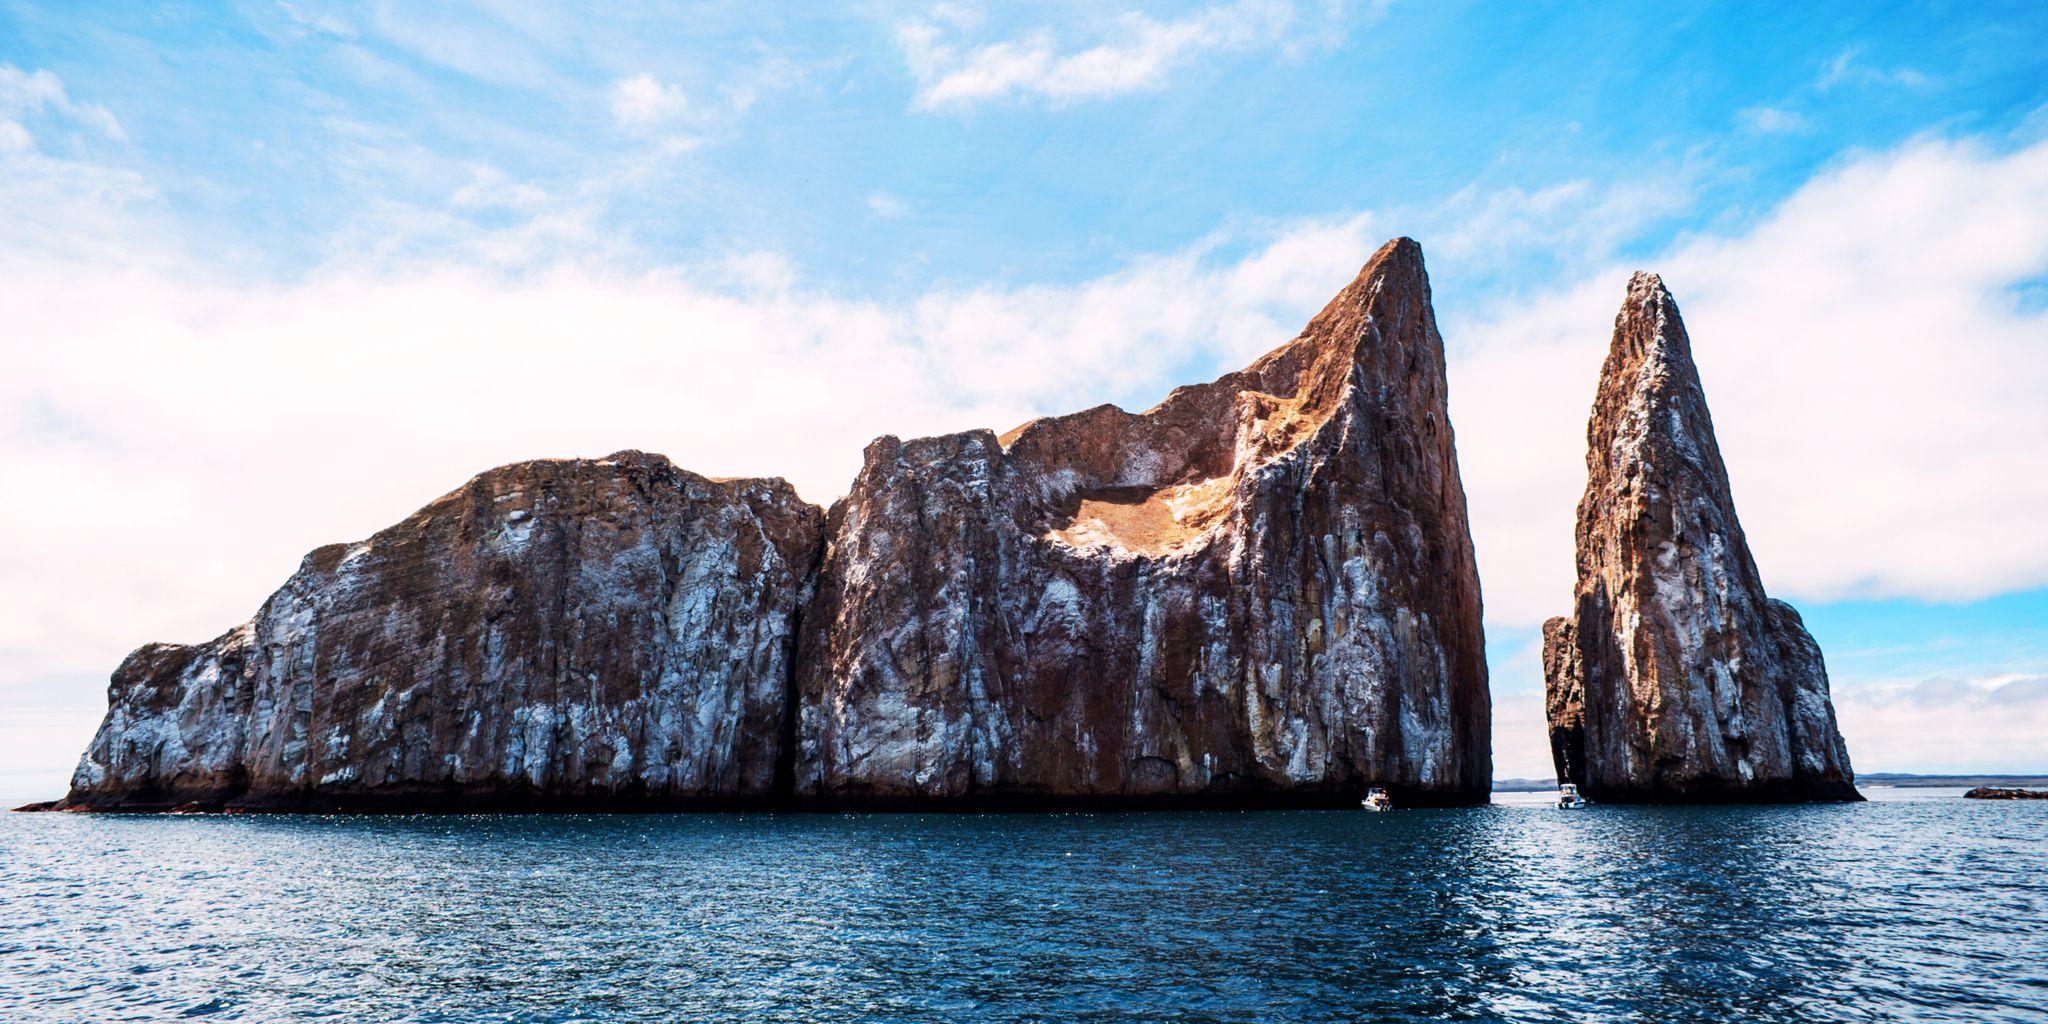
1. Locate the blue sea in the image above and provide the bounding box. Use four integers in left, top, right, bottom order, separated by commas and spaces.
2, 788, 2042, 1023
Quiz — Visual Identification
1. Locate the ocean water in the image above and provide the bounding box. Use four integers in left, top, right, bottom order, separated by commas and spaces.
2, 788, 2042, 1023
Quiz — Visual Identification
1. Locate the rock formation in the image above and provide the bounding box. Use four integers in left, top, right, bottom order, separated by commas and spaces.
1542, 273, 1858, 803
62, 452, 823, 811
56, 237, 1491, 812
794, 238, 1490, 806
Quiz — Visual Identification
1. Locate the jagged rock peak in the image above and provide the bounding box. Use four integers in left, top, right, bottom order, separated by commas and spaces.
1542, 272, 1858, 803
796, 236, 1490, 807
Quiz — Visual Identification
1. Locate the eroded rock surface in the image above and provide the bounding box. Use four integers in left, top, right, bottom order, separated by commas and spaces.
62, 451, 824, 811
795, 238, 1491, 806
1542, 273, 1857, 803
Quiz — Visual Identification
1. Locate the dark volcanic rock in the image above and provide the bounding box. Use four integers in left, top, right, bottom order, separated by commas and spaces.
1542, 273, 1858, 803
58, 238, 1491, 812
794, 238, 1491, 806
62, 451, 824, 811
1963, 787, 2048, 800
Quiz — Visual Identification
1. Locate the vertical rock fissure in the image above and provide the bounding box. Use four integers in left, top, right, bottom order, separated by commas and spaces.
773, 530, 831, 803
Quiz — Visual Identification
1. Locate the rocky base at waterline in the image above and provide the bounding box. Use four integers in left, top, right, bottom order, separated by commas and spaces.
1541, 273, 1858, 805
1963, 788, 2048, 801
45, 238, 1492, 814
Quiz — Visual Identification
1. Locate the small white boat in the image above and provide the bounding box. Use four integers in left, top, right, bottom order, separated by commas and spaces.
1556, 783, 1587, 809
1362, 787, 1394, 812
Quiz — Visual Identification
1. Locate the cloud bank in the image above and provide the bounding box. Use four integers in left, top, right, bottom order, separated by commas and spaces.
1834, 674, 2048, 774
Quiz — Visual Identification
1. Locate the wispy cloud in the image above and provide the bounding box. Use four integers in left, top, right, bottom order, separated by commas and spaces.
447, 164, 551, 212
866, 191, 910, 218
0, 69, 157, 265
899, 0, 1370, 110
1427, 175, 1693, 278
1819, 48, 1932, 90
0, 65, 126, 141
353, 2, 566, 88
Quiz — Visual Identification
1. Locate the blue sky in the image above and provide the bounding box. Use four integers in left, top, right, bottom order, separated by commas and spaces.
11, 2, 2045, 294
3, 1, 2046, 799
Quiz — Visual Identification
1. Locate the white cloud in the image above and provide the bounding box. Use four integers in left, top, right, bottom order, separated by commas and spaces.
0, 65, 126, 141
1739, 105, 1808, 134
867, 191, 911, 218
900, 0, 1364, 110
610, 73, 689, 129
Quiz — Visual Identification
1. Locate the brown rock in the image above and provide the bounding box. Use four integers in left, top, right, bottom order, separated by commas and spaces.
1543, 273, 1858, 803
794, 238, 1491, 806
62, 451, 824, 811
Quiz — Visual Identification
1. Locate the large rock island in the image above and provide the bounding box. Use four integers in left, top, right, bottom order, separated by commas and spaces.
1542, 273, 1858, 803
53, 237, 1491, 812
794, 237, 1490, 806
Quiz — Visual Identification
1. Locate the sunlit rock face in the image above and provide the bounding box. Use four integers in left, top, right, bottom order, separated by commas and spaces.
61, 238, 1491, 811
62, 452, 824, 811
1542, 273, 1858, 803
794, 238, 1491, 806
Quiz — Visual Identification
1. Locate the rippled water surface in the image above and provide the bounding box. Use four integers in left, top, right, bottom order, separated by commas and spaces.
3, 788, 2044, 1022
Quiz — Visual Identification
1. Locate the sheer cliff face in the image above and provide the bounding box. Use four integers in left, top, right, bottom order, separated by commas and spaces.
1542, 274, 1857, 803
64, 452, 824, 811
60, 237, 1490, 812
795, 238, 1490, 806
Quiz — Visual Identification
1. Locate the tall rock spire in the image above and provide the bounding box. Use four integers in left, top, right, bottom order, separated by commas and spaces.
1542, 273, 1858, 802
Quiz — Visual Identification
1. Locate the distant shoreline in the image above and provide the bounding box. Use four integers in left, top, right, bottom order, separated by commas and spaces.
1491, 773, 2048, 793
